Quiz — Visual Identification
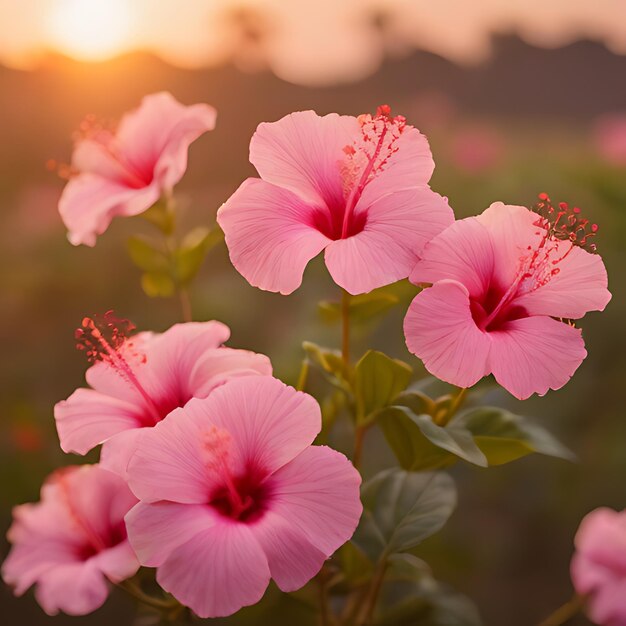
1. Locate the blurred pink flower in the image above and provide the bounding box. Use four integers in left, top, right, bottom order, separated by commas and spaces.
1, 465, 139, 616
592, 114, 626, 167
449, 126, 504, 174
217, 106, 453, 295
125, 376, 362, 618
54, 315, 271, 475
404, 198, 610, 400
571, 507, 626, 626
58, 92, 216, 246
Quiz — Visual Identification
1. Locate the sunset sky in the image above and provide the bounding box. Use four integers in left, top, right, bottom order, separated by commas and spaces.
1, 0, 625, 84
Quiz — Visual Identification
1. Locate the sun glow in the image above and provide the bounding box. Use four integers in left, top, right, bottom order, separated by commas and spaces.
47, 0, 133, 61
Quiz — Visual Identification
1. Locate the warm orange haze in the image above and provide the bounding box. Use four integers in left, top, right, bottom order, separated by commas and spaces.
1, 1, 626, 625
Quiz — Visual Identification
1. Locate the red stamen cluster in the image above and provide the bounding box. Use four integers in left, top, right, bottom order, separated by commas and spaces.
73, 114, 117, 144
75, 310, 139, 364
532, 193, 598, 253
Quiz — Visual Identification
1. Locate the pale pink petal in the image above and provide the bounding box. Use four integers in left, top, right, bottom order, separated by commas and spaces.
125, 501, 219, 567
72, 139, 134, 184
59, 174, 161, 246
189, 348, 272, 397
588, 579, 626, 626
404, 280, 491, 389
54, 388, 141, 456
515, 243, 611, 319
325, 186, 453, 294
489, 316, 587, 400
190, 376, 321, 476
252, 510, 327, 592
116, 92, 217, 190
99, 429, 145, 477
268, 446, 362, 556
34, 561, 109, 616
217, 178, 330, 294
572, 508, 626, 594
63, 466, 138, 541
249, 110, 356, 207
157, 523, 270, 618
361, 125, 436, 197
475, 202, 545, 287
126, 406, 212, 504
409, 217, 495, 299
91, 541, 139, 583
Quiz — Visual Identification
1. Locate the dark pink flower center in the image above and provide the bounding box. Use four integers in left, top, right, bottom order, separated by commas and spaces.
202, 426, 272, 523
76, 116, 155, 189
470, 282, 528, 332
309, 105, 407, 241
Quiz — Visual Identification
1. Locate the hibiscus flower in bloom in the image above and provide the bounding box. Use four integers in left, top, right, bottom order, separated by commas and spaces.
571, 508, 626, 625
125, 376, 362, 618
404, 197, 610, 400
54, 313, 271, 475
217, 106, 453, 295
58, 92, 216, 246
2, 465, 138, 616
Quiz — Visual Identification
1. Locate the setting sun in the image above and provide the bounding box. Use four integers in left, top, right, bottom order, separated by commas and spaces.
47, 0, 133, 61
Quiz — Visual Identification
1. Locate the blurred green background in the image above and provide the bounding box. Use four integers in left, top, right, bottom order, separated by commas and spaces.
1, 3, 626, 625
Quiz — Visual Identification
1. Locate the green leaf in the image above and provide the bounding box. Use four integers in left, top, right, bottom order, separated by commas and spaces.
175, 226, 223, 285
141, 271, 175, 298
378, 406, 487, 470
127, 236, 169, 272
318, 290, 400, 324
302, 341, 350, 392
352, 469, 456, 562
453, 407, 575, 465
354, 351, 412, 424
337, 542, 373, 585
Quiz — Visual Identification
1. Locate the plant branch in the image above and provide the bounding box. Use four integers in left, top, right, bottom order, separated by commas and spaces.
538, 594, 585, 626
341, 289, 351, 369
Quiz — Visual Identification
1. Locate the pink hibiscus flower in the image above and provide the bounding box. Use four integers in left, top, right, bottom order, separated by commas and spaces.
54, 313, 271, 475
59, 92, 216, 246
217, 106, 453, 295
124, 376, 362, 618
404, 197, 611, 400
571, 508, 626, 626
2, 465, 139, 616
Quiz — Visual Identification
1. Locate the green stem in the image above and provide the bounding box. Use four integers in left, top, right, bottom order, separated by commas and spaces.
356, 560, 388, 625
353, 424, 367, 470
317, 567, 335, 626
341, 289, 351, 369
118, 579, 180, 612
538, 594, 585, 626
179, 286, 193, 323
448, 387, 468, 416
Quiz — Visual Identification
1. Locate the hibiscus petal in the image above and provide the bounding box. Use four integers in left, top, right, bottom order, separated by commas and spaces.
515, 243, 611, 318
59, 174, 161, 246
195, 376, 321, 475
252, 510, 327, 592
325, 186, 453, 294
217, 178, 330, 294
126, 406, 212, 504
157, 523, 270, 618
189, 347, 272, 398
125, 501, 219, 567
116, 92, 217, 190
100, 429, 145, 478
268, 446, 362, 556
588, 578, 626, 626
54, 388, 141, 456
91, 541, 139, 583
249, 110, 356, 207
34, 561, 109, 616
488, 316, 587, 400
404, 280, 491, 389
409, 217, 495, 299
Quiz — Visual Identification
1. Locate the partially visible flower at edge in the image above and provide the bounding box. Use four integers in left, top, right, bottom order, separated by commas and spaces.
54, 315, 271, 476
217, 106, 453, 295
125, 375, 362, 618
571, 507, 626, 626
1, 464, 139, 616
404, 198, 610, 400
58, 92, 216, 246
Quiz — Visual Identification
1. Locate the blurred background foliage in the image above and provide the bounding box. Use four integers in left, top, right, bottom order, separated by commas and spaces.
1, 3, 626, 624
